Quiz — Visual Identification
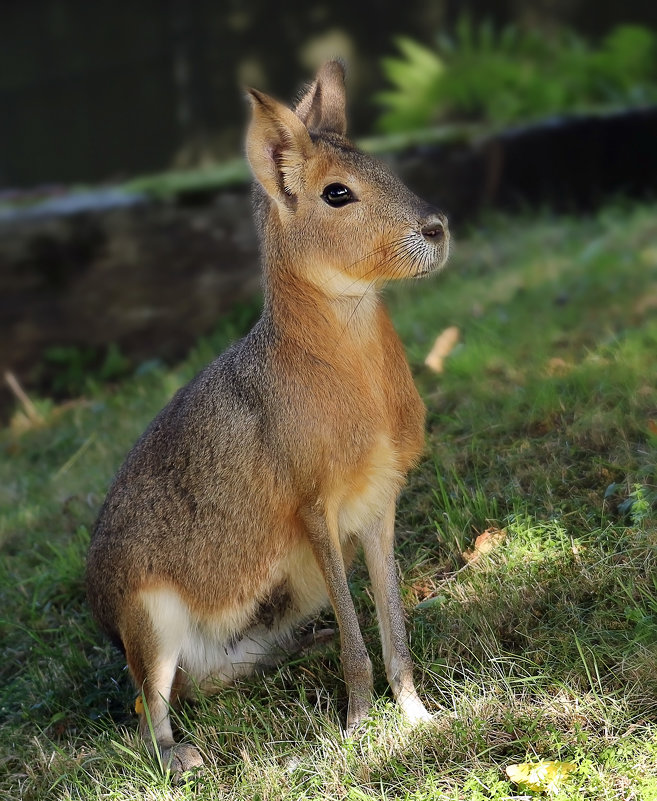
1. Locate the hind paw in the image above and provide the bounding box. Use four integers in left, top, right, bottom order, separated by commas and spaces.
295, 627, 336, 652
161, 743, 203, 777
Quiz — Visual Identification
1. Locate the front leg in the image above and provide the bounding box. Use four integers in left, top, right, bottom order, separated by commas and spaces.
361, 501, 431, 724
301, 505, 373, 732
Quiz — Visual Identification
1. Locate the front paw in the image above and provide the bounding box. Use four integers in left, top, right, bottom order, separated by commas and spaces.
400, 694, 433, 726
344, 690, 372, 735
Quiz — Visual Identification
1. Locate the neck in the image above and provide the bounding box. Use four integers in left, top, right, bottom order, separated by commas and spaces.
263, 259, 382, 353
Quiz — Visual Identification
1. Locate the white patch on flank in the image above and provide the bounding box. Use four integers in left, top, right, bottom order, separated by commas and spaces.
140, 587, 260, 688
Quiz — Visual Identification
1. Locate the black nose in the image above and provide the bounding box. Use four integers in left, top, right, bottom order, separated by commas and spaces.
421, 214, 447, 241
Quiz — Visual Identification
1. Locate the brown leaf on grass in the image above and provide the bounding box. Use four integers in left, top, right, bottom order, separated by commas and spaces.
411, 579, 437, 602
462, 527, 506, 564
425, 326, 460, 373
546, 357, 572, 376
633, 287, 657, 317
648, 419, 657, 436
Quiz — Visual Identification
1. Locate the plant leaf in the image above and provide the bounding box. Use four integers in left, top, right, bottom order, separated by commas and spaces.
506, 760, 577, 794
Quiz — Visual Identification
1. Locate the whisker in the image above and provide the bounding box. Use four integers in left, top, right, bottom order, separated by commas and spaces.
333, 278, 379, 350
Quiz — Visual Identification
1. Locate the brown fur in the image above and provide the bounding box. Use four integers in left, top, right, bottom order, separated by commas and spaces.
86, 61, 449, 775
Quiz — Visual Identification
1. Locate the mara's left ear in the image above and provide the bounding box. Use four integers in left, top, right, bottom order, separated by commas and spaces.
245, 88, 314, 208
294, 60, 347, 136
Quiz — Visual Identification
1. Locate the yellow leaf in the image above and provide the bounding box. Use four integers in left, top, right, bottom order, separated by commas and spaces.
506, 760, 577, 794
424, 326, 460, 373
135, 694, 144, 715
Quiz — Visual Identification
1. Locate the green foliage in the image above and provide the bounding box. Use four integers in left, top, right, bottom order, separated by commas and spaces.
377, 38, 446, 133
42, 343, 131, 396
432, 467, 498, 555
377, 21, 657, 132
620, 483, 654, 527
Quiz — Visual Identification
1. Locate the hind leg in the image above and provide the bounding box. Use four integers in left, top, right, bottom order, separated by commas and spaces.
122, 590, 203, 774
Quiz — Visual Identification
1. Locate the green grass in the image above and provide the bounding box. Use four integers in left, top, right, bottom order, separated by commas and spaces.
1, 201, 656, 799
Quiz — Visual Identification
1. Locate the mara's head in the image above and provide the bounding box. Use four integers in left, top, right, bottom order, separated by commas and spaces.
246, 61, 449, 297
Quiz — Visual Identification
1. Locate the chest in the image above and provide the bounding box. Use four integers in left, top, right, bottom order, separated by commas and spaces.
334, 431, 408, 536
328, 345, 425, 534
272, 304, 426, 523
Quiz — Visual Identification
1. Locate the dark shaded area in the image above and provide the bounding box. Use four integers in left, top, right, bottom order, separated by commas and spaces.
0, 190, 259, 414
443, 0, 657, 39
400, 107, 657, 223
0, 0, 446, 186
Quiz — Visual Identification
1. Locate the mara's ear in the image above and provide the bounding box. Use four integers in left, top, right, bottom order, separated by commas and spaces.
245, 88, 314, 207
294, 60, 347, 136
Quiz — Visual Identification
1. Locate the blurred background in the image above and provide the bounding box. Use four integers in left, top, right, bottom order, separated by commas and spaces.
2, 0, 657, 184
1, 0, 657, 414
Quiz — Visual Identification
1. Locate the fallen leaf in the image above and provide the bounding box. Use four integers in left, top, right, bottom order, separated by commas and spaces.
462, 527, 506, 564
546, 357, 571, 376
648, 419, 657, 437
506, 760, 577, 794
640, 247, 657, 266
425, 326, 460, 373
634, 291, 657, 317
411, 580, 437, 602
135, 694, 144, 715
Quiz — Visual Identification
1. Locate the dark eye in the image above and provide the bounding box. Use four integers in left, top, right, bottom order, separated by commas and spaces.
321, 183, 355, 207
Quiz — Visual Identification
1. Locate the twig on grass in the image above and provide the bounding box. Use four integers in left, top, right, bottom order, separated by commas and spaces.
4, 370, 43, 425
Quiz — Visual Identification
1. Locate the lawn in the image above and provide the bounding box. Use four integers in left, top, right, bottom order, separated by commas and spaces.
1, 200, 656, 799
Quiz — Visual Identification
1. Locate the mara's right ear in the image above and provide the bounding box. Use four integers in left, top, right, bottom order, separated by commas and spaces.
294, 60, 347, 136
245, 88, 314, 208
